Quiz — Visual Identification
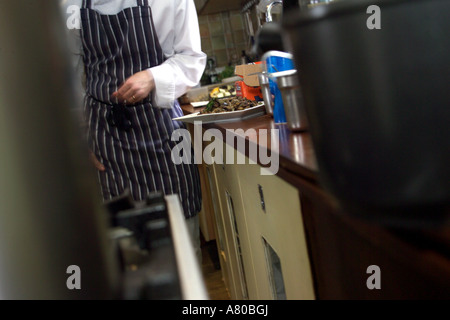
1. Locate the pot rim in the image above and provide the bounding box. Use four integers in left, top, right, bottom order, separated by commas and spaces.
270, 70, 299, 88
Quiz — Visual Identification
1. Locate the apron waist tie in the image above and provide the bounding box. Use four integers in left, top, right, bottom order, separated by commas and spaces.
88, 95, 133, 131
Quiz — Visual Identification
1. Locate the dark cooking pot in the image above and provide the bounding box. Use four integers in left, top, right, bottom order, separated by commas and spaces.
283, 0, 450, 226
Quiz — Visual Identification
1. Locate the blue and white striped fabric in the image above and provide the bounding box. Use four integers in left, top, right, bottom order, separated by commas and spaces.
80, 0, 201, 218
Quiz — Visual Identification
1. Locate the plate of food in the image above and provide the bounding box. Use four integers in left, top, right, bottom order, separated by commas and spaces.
190, 101, 209, 107
174, 97, 265, 124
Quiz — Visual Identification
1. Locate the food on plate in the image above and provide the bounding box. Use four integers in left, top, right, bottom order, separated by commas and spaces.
209, 85, 236, 98
200, 96, 260, 114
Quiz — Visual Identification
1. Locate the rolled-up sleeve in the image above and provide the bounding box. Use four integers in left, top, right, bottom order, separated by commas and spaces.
148, 0, 207, 108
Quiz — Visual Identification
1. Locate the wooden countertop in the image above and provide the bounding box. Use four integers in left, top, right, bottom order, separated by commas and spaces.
180, 104, 319, 182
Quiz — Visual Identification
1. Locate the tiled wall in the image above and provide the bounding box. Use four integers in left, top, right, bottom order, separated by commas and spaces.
198, 11, 250, 68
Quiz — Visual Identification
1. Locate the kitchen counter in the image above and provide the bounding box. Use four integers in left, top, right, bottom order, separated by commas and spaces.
181, 104, 318, 182
180, 103, 450, 299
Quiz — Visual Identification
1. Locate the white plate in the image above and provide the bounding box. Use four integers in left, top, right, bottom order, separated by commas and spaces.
190, 101, 209, 107
174, 103, 266, 124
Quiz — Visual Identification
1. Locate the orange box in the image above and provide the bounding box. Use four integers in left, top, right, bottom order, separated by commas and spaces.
234, 62, 264, 101
235, 62, 263, 87
235, 80, 263, 101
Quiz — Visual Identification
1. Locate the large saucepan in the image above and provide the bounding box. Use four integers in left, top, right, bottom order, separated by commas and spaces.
283, 0, 450, 226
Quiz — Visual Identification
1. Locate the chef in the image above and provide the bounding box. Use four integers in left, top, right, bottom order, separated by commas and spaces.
61, 0, 207, 259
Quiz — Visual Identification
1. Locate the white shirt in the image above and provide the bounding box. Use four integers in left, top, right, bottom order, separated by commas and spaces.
60, 0, 206, 108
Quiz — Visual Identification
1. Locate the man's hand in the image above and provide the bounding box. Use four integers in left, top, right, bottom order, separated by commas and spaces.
90, 151, 105, 172
112, 70, 155, 104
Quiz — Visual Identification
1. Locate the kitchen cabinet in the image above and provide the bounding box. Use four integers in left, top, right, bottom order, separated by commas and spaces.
205, 136, 315, 300
235, 162, 315, 299
207, 141, 253, 300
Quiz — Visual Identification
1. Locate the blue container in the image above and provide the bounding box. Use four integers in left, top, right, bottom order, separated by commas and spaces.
262, 51, 295, 124
270, 81, 286, 123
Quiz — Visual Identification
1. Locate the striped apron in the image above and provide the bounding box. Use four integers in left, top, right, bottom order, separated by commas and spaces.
80, 0, 202, 218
